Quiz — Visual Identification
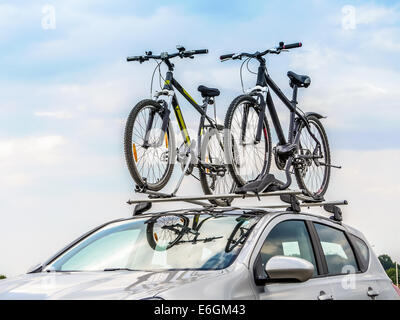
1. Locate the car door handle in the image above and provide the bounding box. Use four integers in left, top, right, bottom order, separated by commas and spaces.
318, 291, 333, 300
367, 287, 380, 299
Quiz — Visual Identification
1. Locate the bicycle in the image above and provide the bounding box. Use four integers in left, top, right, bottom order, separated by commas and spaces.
146, 213, 256, 252
221, 42, 337, 200
225, 215, 256, 252
146, 214, 223, 251
124, 46, 235, 206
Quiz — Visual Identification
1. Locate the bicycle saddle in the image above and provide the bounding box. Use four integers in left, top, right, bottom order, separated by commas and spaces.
198, 85, 220, 97
287, 71, 311, 88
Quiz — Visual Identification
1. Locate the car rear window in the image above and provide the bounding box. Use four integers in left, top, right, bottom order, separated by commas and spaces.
349, 234, 369, 272
314, 223, 359, 275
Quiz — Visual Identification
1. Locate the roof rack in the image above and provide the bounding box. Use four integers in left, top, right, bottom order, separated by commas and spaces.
127, 189, 302, 205
127, 189, 348, 222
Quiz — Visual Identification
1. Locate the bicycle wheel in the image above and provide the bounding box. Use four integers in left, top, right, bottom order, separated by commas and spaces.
124, 99, 175, 191
146, 215, 189, 251
224, 95, 272, 186
294, 115, 331, 198
199, 128, 236, 206
225, 220, 246, 253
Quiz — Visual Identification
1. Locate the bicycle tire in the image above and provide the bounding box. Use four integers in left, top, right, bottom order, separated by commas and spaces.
124, 99, 175, 191
146, 215, 189, 251
224, 95, 272, 186
294, 115, 331, 198
199, 128, 236, 206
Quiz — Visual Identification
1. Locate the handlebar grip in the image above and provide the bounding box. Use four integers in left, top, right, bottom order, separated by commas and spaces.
282, 42, 302, 49
127, 56, 142, 62
220, 53, 234, 60
193, 49, 208, 54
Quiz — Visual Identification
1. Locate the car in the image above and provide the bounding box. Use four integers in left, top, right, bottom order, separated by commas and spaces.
0, 205, 398, 300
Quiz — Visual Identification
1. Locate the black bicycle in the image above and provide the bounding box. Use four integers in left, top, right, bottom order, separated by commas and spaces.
125, 46, 235, 206
221, 42, 334, 199
146, 213, 255, 252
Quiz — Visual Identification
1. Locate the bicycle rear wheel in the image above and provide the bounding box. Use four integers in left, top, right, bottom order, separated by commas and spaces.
224, 95, 272, 186
294, 115, 331, 198
199, 128, 236, 206
124, 99, 175, 191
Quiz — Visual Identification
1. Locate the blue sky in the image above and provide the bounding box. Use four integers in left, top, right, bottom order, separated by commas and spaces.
0, 0, 400, 276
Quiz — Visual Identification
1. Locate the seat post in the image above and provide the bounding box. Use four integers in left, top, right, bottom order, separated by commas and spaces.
291, 85, 298, 105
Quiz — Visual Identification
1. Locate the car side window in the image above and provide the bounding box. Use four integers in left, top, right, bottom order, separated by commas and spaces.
257, 220, 317, 277
314, 223, 359, 275
349, 234, 369, 272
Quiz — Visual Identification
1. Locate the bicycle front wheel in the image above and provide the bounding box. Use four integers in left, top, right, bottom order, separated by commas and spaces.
146, 215, 189, 251
294, 115, 331, 198
224, 95, 272, 186
124, 99, 175, 191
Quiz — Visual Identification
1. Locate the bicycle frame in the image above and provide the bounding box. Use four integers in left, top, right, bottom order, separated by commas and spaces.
251, 58, 319, 147
237, 57, 325, 190
161, 70, 219, 151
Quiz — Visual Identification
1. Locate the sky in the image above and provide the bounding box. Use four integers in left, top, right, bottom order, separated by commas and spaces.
0, 0, 400, 277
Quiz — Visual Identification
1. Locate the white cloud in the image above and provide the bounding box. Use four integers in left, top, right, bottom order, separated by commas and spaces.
0, 135, 66, 187
356, 5, 400, 25
34, 111, 73, 119
289, 46, 400, 132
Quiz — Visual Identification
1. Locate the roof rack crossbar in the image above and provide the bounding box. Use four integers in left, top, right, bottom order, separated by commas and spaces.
127, 189, 303, 205
242, 200, 348, 210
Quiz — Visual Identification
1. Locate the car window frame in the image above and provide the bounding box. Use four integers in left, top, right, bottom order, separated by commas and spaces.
250, 215, 325, 284
347, 234, 370, 273
311, 221, 363, 277
249, 213, 370, 285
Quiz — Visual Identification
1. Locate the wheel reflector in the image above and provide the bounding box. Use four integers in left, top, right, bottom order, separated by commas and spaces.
132, 143, 138, 162
165, 133, 168, 148
154, 233, 158, 242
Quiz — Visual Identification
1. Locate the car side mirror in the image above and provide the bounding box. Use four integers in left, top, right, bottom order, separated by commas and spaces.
265, 256, 314, 283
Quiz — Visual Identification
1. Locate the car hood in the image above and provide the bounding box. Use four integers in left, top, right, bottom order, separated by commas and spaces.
0, 269, 227, 300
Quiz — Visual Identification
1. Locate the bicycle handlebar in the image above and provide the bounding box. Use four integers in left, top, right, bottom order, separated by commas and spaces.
127, 49, 208, 63
220, 41, 302, 62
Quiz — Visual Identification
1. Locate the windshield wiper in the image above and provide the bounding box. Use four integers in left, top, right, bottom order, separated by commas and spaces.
103, 268, 137, 272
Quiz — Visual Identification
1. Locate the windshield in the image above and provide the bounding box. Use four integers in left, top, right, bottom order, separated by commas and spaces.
46, 214, 259, 272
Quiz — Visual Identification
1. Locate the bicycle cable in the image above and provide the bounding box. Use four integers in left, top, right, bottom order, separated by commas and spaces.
246, 57, 258, 75
150, 60, 162, 97
239, 57, 251, 93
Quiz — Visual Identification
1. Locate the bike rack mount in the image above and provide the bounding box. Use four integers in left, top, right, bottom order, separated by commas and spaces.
128, 187, 348, 222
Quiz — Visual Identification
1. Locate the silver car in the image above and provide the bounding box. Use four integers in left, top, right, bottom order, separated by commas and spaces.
0, 208, 399, 300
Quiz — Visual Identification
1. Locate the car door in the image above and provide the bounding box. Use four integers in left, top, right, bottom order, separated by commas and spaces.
251, 216, 334, 300
312, 222, 377, 300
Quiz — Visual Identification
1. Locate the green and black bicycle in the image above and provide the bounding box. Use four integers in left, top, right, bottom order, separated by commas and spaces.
124, 46, 235, 206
